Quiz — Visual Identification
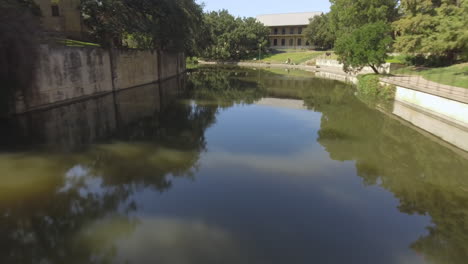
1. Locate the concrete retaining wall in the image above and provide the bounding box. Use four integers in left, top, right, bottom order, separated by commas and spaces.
160, 52, 180, 81
316, 59, 391, 74
113, 50, 159, 90
395, 86, 468, 128
27, 45, 113, 110
16, 45, 185, 113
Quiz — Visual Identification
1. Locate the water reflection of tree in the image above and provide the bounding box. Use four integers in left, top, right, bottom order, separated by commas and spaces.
0, 83, 221, 263
3, 66, 468, 263
0, 67, 271, 263
186, 66, 266, 107
312, 84, 468, 264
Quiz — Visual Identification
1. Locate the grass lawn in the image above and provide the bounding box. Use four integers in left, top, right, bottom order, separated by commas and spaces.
55, 38, 100, 47
263, 68, 316, 78
392, 63, 468, 89
258, 51, 325, 65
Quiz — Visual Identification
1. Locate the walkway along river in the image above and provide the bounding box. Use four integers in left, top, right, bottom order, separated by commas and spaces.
0, 66, 467, 264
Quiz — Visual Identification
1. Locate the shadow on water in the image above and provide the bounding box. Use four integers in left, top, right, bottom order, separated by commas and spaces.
0, 66, 467, 263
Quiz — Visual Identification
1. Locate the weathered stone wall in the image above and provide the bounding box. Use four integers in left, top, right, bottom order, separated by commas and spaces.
160, 52, 180, 81
24, 45, 113, 111
16, 45, 185, 113
113, 50, 159, 90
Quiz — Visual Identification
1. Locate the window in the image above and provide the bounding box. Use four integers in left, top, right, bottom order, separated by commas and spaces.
298, 27, 302, 34
273, 39, 278, 46
306, 41, 310, 46
274, 28, 278, 34
289, 39, 293, 46
51, 5, 60, 17
282, 28, 286, 35
297, 39, 302, 46
281, 39, 285, 46
290, 28, 294, 34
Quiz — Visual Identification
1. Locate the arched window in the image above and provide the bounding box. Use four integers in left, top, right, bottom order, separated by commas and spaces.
297, 39, 302, 46
281, 39, 285, 46
274, 28, 278, 34
289, 39, 293, 46
282, 28, 286, 35
273, 39, 278, 46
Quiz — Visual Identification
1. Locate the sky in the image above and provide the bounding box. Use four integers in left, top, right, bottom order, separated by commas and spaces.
197, 0, 331, 18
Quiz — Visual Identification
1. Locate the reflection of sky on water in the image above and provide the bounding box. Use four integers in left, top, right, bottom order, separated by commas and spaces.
78, 217, 244, 264
127, 103, 430, 264
1, 66, 467, 264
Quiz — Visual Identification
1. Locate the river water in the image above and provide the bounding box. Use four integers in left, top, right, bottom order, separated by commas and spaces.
1, 66, 467, 264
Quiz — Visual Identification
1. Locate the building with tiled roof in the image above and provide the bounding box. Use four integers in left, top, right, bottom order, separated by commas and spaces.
257, 12, 322, 49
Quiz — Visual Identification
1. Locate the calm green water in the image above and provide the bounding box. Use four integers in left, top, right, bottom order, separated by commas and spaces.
1, 66, 468, 264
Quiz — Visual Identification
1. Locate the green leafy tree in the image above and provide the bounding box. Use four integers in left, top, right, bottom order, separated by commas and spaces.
393, 0, 468, 60
80, 0, 204, 52
329, 0, 399, 34
201, 10, 270, 60
304, 13, 335, 50
334, 22, 393, 74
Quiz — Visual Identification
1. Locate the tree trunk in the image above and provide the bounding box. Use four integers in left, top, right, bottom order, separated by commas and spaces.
369, 64, 380, 74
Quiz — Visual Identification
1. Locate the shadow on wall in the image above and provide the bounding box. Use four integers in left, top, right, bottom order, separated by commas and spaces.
0, 1, 40, 117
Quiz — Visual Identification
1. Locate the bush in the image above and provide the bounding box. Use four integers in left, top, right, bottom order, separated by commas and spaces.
357, 74, 395, 101
405, 54, 455, 67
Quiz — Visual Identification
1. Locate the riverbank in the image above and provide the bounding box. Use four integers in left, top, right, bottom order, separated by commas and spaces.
199, 60, 468, 104
198, 60, 468, 152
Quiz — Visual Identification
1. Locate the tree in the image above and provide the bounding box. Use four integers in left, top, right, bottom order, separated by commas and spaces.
80, 0, 204, 52
329, 0, 399, 34
393, 0, 468, 61
334, 22, 393, 74
304, 13, 335, 50
200, 10, 270, 60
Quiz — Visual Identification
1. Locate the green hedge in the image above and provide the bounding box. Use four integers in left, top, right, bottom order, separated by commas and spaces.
357, 74, 395, 101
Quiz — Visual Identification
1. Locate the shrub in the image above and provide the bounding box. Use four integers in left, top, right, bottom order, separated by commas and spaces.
357, 74, 395, 101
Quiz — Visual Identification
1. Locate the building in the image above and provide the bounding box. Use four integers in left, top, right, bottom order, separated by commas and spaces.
256, 12, 322, 50
33, 0, 85, 39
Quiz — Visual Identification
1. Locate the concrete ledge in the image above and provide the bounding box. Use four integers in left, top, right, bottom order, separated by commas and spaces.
381, 76, 468, 104
394, 86, 468, 128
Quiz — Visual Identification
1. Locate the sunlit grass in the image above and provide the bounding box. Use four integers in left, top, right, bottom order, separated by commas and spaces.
392, 63, 468, 89
259, 51, 325, 65
55, 38, 100, 47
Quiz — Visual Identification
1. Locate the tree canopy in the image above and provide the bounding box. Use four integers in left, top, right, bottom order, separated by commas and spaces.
327, 0, 397, 73
304, 13, 335, 50
329, 0, 399, 34
334, 22, 393, 73
393, 0, 468, 59
199, 10, 270, 61
80, 0, 205, 52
